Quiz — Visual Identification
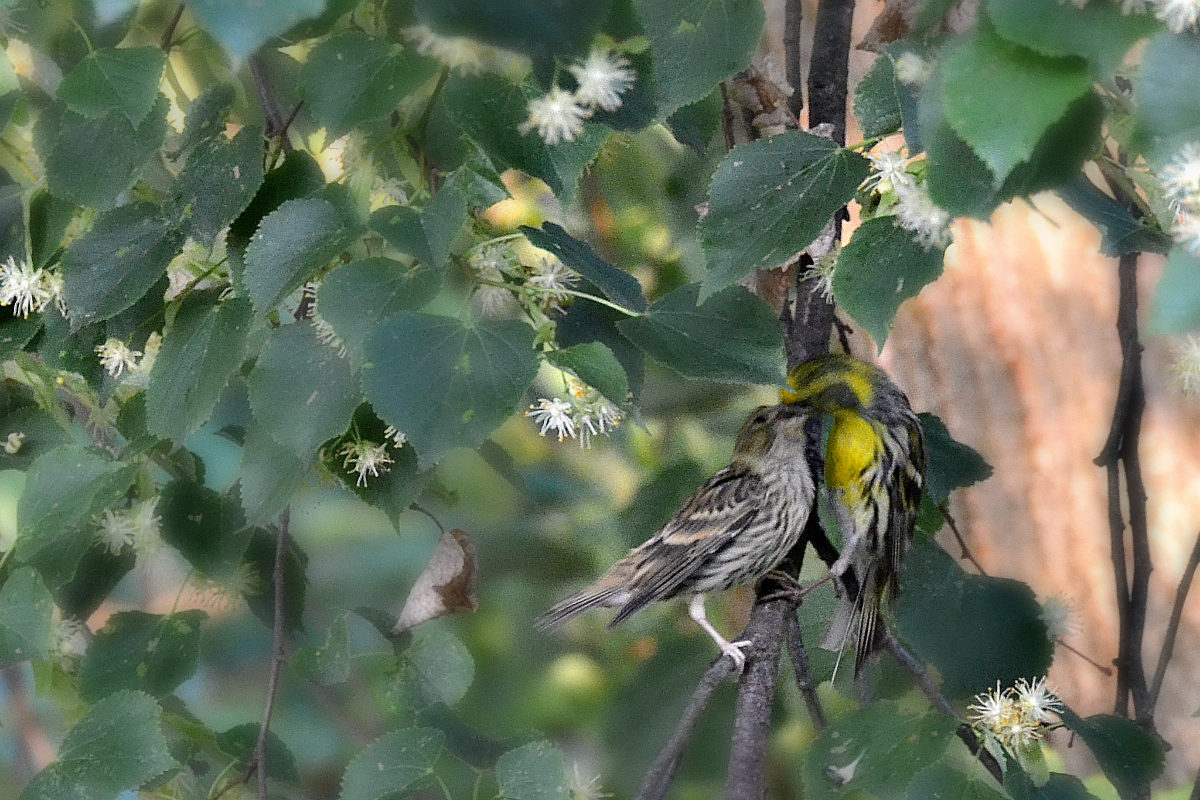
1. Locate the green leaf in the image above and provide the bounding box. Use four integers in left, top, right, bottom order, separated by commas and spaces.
985, 0, 1157, 78
0, 50, 18, 133
215, 723, 300, 782
495, 740, 569, 800
634, 0, 764, 117
362, 313, 539, 466
247, 323, 359, 458
238, 425, 313, 527
371, 206, 436, 266
414, 0, 609, 60
699, 131, 869, 297
60, 203, 184, 327
521, 222, 648, 313
171, 127, 265, 246
1059, 711, 1164, 799
38, 96, 168, 209
855, 54, 908, 139
443, 73, 608, 196
919, 413, 992, 504
559, 292, 647, 399
1137, 33, 1200, 165
1006, 772, 1097, 800
146, 296, 254, 441
159, 480, 253, 577
941, 27, 1091, 184
79, 610, 207, 701
546, 342, 630, 403
301, 32, 438, 138
188, 0, 328, 59
0, 316, 41, 361
800, 704, 955, 800
339, 727, 445, 800
21, 690, 177, 799
241, 527, 308, 634
316, 258, 441, 361
403, 627, 475, 707
244, 198, 353, 313
833, 217, 945, 349
422, 171, 470, 269
1056, 176, 1172, 257
1148, 248, 1200, 335
895, 539, 1052, 699
15, 446, 136, 588
617, 284, 785, 385
294, 613, 350, 685
907, 762, 1009, 800
179, 83, 237, 152
0, 568, 54, 665
228, 150, 326, 254
56, 47, 166, 124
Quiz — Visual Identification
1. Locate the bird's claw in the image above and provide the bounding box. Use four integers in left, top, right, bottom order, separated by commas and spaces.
723, 639, 752, 673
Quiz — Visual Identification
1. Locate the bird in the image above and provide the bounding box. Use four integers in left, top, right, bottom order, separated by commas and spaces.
536, 404, 816, 672
779, 352, 926, 676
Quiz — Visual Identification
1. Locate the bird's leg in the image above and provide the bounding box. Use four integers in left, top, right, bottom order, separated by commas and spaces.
688, 595, 750, 673
758, 571, 833, 603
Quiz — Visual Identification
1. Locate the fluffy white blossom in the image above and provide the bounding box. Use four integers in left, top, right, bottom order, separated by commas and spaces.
895, 183, 953, 250
51, 616, 88, 659
968, 678, 1062, 752
1161, 143, 1200, 213
521, 87, 590, 146
569, 48, 636, 112
1172, 210, 1200, 255
1153, 0, 1200, 32
861, 150, 915, 195
805, 250, 839, 301
96, 338, 142, 378
384, 425, 408, 449
95, 508, 136, 554
341, 440, 393, 487
527, 397, 575, 441
0, 256, 52, 318
893, 52, 933, 85
1040, 593, 1081, 639
3, 432, 24, 454
1169, 334, 1200, 395
124, 332, 161, 390
527, 256, 577, 312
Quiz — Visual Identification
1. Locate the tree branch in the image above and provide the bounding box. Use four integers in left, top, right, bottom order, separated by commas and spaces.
256, 508, 291, 799
633, 658, 736, 800
160, 3, 186, 51
784, 0, 804, 119
940, 503, 988, 575
1150, 529, 1200, 707
249, 56, 293, 152
784, 613, 827, 730
806, 0, 855, 146
879, 627, 1004, 784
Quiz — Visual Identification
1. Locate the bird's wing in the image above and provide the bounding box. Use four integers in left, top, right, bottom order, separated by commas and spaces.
608, 465, 765, 625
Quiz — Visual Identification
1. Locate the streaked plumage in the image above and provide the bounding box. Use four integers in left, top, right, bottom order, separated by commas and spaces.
537, 404, 816, 671
780, 353, 926, 675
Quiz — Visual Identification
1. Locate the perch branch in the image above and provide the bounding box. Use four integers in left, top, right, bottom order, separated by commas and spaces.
784, 613, 827, 730
256, 508, 292, 799
160, 3, 186, 51
1150, 528, 1200, 706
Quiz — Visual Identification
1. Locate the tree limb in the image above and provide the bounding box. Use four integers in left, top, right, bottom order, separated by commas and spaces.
160, 3, 186, 51
249, 56, 293, 152
784, 613, 827, 730
1150, 528, 1200, 706
256, 508, 292, 799
784, 0, 804, 119
633, 658, 736, 800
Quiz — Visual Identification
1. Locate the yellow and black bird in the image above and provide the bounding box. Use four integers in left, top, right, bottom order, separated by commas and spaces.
780, 352, 926, 675
537, 404, 816, 672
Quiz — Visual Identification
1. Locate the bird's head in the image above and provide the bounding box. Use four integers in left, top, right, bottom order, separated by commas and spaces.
780, 353, 882, 416
732, 404, 810, 461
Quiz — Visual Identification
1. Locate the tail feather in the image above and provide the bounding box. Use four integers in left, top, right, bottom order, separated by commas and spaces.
536, 583, 628, 631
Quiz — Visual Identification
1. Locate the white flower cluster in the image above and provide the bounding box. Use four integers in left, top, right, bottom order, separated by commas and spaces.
527, 376, 623, 448
0, 256, 66, 318
1161, 143, 1200, 256
405, 25, 528, 75
1169, 333, 1200, 395
860, 148, 953, 250
1153, 0, 1200, 32
968, 677, 1063, 752
340, 428, 410, 488
96, 334, 160, 386
1039, 593, 1081, 639
94, 497, 162, 559
469, 241, 578, 317
521, 49, 637, 146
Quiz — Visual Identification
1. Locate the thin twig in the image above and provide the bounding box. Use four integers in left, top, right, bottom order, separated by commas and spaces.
160, 3, 186, 51
249, 56, 292, 152
784, 614, 827, 730
1058, 638, 1114, 676
409, 502, 447, 535
939, 504, 988, 575
210, 764, 255, 800
633, 658, 735, 800
879, 627, 1004, 784
256, 508, 292, 799
1150, 529, 1200, 706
